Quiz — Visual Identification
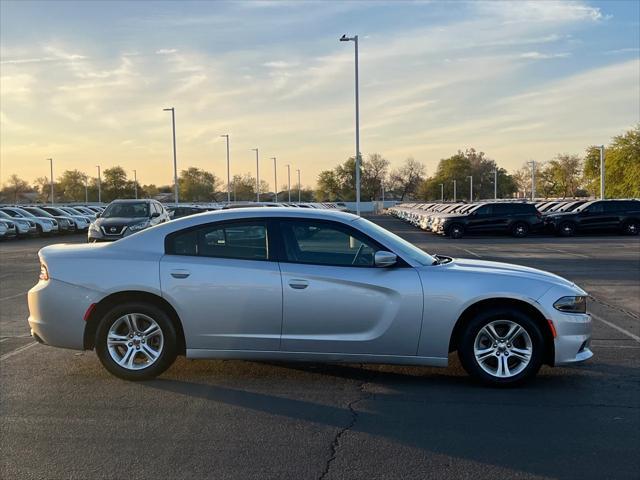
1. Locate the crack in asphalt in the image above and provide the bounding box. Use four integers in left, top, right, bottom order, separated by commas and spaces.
318, 379, 370, 480
589, 296, 639, 321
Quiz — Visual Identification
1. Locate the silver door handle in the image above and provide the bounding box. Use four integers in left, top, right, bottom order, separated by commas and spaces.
170, 270, 190, 279
288, 279, 309, 289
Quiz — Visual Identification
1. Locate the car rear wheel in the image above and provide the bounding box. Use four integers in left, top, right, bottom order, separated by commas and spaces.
622, 220, 639, 236
511, 222, 529, 238
458, 308, 545, 387
448, 224, 464, 239
558, 221, 576, 237
95, 302, 177, 381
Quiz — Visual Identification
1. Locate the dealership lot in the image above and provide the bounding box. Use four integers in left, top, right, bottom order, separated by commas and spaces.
1, 215, 639, 480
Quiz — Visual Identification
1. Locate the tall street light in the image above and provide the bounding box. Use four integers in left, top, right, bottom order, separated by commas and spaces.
340, 33, 361, 216
220, 135, 231, 202
528, 160, 536, 200
271, 157, 277, 202
84, 175, 88, 203
287, 164, 291, 202
251, 148, 260, 202
163, 107, 178, 205
133, 170, 138, 199
96, 165, 102, 204
467, 175, 473, 202
493, 168, 498, 200
439, 183, 444, 202
46, 158, 54, 204
599, 145, 605, 199
453, 179, 457, 202
297, 169, 301, 203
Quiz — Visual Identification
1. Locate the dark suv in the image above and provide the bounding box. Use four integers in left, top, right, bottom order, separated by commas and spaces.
88, 199, 169, 242
435, 202, 543, 239
544, 199, 640, 236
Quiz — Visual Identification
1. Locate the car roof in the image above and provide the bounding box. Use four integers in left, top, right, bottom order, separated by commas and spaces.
180, 207, 359, 223
109, 199, 156, 204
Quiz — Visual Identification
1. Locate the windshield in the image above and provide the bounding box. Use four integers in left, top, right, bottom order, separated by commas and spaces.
12, 207, 35, 218
24, 207, 53, 218
102, 202, 149, 218
354, 217, 436, 266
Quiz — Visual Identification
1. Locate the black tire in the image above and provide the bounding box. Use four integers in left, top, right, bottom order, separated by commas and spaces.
457, 307, 545, 387
95, 301, 178, 381
448, 223, 465, 239
621, 220, 639, 236
511, 222, 529, 238
558, 221, 576, 237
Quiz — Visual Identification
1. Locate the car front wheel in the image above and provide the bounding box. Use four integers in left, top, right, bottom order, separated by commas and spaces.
511, 222, 529, 238
558, 221, 576, 237
448, 224, 464, 239
458, 308, 545, 386
622, 220, 639, 236
95, 302, 178, 381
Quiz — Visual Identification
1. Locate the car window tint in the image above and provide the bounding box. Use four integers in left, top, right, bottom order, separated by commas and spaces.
587, 203, 604, 214
280, 220, 378, 267
476, 205, 493, 215
603, 202, 621, 213
167, 222, 267, 260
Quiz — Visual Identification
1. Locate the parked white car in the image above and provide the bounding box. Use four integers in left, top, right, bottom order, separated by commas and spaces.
28, 208, 592, 385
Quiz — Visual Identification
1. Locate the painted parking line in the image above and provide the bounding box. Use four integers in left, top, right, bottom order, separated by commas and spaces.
541, 247, 590, 258
0, 292, 27, 302
0, 341, 37, 361
591, 312, 640, 343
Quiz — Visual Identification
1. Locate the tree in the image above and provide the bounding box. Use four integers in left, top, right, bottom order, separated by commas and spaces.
316, 170, 341, 201
230, 173, 268, 201
419, 149, 515, 201
361, 153, 390, 201
583, 125, 640, 198
388, 158, 426, 201
58, 170, 88, 202
543, 154, 582, 198
1, 174, 32, 203
102, 166, 129, 202
179, 167, 221, 202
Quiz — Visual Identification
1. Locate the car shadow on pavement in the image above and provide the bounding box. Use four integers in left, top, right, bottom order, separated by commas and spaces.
142, 361, 639, 480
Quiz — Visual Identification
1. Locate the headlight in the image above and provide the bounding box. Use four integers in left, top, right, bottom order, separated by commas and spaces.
89, 224, 100, 234
553, 296, 587, 313
128, 221, 149, 232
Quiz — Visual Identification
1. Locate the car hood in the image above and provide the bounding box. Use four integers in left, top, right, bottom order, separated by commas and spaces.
95, 217, 149, 227
443, 257, 583, 293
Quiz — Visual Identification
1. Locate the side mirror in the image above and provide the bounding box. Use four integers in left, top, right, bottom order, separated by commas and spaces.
374, 251, 397, 267
151, 212, 160, 218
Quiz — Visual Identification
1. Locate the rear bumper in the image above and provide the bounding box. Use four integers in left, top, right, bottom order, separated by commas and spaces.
28, 279, 102, 350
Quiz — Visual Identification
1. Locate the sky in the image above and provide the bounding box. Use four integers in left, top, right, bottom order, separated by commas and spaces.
1, 0, 639, 190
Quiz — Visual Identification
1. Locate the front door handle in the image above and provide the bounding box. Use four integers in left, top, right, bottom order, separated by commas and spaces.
288, 279, 309, 290
170, 269, 190, 279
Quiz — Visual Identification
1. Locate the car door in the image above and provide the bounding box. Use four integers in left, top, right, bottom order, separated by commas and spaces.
276, 218, 423, 356
466, 205, 495, 232
578, 202, 607, 230
160, 219, 283, 351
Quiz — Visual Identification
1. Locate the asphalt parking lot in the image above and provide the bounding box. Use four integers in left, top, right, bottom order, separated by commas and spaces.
1, 216, 639, 480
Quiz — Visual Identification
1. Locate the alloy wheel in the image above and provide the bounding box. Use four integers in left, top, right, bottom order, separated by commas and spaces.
107, 313, 164, 370
473, 320, 533, 378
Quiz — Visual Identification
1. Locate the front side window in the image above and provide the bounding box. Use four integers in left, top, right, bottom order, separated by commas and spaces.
167, 221, 268, 260
586, 203, 604, 214
280, 220, 378, 267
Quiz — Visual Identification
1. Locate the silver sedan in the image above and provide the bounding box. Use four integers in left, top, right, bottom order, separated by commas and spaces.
28, 208, 592, 385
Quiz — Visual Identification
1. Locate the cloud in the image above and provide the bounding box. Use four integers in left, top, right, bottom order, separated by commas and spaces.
476, 1, 605, 23
262, 60, 298, 69
519, 51, 571, 59
156, 48, 178, 55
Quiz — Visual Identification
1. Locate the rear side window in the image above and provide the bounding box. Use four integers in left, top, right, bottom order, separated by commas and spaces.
166, 221, 268, 260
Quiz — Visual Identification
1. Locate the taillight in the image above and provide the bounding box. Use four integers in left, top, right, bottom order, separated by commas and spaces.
39, 263, 49, 281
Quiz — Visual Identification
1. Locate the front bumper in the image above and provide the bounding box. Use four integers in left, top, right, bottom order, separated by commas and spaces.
28, 279, 101, 350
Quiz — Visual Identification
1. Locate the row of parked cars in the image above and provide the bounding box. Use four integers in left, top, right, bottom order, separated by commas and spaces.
388, 199, 640, 238
0, 204, 105, 240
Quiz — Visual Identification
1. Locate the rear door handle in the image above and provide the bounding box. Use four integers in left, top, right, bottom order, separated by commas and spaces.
288, 279, 309, 290
170, 269, 190, 279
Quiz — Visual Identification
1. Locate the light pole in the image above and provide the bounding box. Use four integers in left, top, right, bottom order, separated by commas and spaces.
221, 135, 231, 202
493, 168, 498, 200
251, 148, 260, 202
46, 158, 54, 204
271, 157, 277, 202
599, 145, 605, 199
287, 164, 291, 202
340, 33, 361, 216
467, 175, 473, 201
453, 180, 457, 202
528, 160, 536, 200
297, 169, 301, 203
96, 165, 102, 204
439, 183, 444, 202
163, 107, 178, 205
84, 175, 88, 203
133, 169, 138, 199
